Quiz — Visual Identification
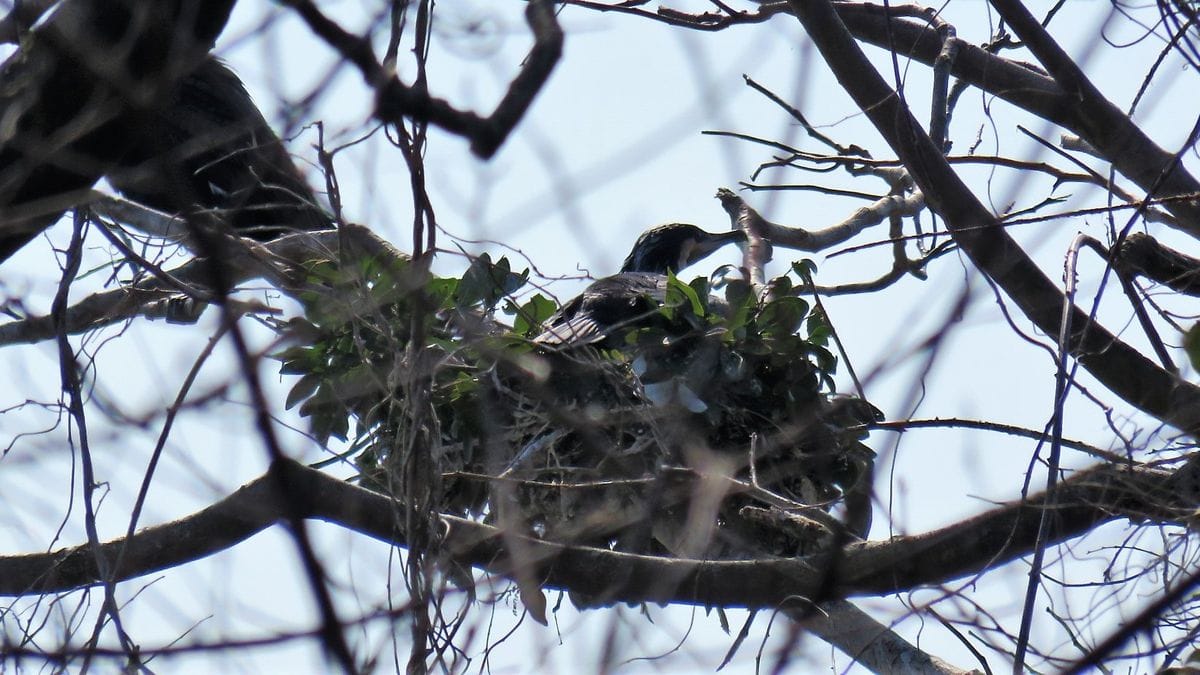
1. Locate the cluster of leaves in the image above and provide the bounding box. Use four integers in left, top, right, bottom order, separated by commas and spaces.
623, 261, 844, 436
275, 253, 549, 446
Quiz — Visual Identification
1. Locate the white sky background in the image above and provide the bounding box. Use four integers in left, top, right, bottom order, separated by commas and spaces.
2, 0, 1199, 672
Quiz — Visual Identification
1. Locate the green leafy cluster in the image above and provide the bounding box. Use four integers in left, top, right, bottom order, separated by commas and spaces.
275, 253, 552, 447
627, 261, 841, 436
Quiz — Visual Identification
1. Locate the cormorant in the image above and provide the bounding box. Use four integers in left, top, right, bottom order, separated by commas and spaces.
533, 223, 745, 346
108, 57, 332, 239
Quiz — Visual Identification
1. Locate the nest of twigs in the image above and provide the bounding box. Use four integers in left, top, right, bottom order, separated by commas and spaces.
276, 253, 879, 562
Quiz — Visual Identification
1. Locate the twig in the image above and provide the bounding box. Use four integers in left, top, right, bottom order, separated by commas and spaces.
783, 0, 1200, 436
1012, 232, 1082, 673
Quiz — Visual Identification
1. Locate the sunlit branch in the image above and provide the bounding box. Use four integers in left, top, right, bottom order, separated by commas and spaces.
716, 188, 925, 253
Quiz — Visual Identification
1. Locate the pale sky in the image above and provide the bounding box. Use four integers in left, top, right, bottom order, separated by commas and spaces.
2, 1, 1198, 672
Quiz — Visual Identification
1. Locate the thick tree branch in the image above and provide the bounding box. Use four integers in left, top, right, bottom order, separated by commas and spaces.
783, 0, 1200, 436
1, 457, 1192, 607
716, 186, 925, 253
797, 601, 981, 675
983, 0, 1200, 235
1115, 232, 1200, 296
569, 1, 1200, 232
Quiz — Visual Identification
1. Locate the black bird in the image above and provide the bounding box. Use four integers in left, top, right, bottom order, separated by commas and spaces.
533, 223, 745, 346
108, 57, 331, 239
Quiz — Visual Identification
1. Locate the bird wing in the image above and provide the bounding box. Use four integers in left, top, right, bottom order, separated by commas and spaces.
109, 58, 330, 238
532, 273, 667, 347
532, 294, 601, 346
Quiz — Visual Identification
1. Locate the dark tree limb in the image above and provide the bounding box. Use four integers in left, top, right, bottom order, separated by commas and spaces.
1, 457, 1193, 607
984, 0, 1200, 235
1114, 232, 1200, 296
566, 1, 1200, 233
280, 0, 562, 159
0, 0, 58, 44
783, 0, 1200, 436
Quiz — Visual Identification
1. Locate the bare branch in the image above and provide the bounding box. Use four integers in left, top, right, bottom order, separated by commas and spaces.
715, 187, 924, 254
0, 222, 406, 346
280, 0, 562, 159
783, 0, 1200, 436
797, 601, 982, 675
568, 1, 1200, 232
2, 457, 1193, 609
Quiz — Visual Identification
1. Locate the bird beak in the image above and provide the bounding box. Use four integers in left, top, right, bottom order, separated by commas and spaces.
686, 230, 748, 265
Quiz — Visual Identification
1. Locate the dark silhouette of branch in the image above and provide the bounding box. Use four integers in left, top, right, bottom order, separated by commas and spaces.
782, 0, 1200, 436
986, 0, 1200, 234
1064, 564, 1200, 674
1, 457, 1192, 607
1115, 232, 1200, 296
280, 0, 562, 159
565, 1, 1200, 232
0, 0, 57, 44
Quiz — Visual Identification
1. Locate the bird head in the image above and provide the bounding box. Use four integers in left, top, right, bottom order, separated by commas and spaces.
619, 223, 747, 274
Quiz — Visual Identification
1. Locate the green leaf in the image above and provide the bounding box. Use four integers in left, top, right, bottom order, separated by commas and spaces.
758, 296, 809, 336
447, 371, 480, 402
765, 275, 793, 298
496, 257, 530, 296
456, 254, 529, 310
426, 277, 459, 308
720, 279, 754, 339
810, 345, 838, 375
1186, 323, 1200, 372
665, 271, 705, 318
455, 253, 495, 308
807, 306, 831, 346
791, 259, 818, 282
275, 346, 319, 374
688, 276, 710, 314
285, 373, 323, 410
509, 294, 558, 336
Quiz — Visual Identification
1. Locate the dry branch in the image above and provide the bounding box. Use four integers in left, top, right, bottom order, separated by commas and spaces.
281, 0, 562, 159
1, 456, 1191, 605
717, 187, 925, 252
784, 0, 1200, 436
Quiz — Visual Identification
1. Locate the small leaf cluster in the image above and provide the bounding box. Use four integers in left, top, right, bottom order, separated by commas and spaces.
276, 253, 536, 449
627, 261, 841, 434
